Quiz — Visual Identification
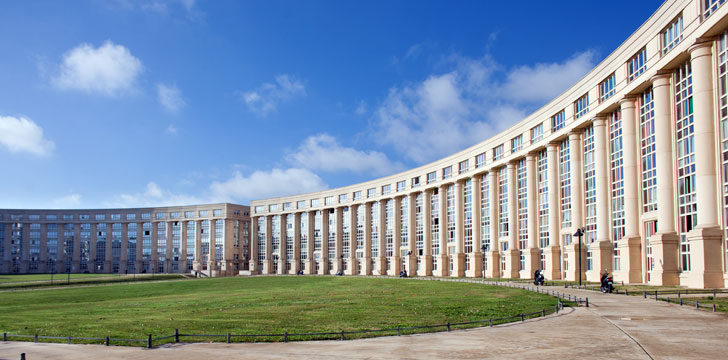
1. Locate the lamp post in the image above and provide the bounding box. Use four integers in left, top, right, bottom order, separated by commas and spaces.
340, 254, 344, 275
573, 227, 585, 287
481, 244, 487, 281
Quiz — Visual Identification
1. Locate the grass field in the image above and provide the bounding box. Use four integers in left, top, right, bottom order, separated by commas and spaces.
0, 273, 186, 290
0, 273, 125, 284
0, 276, 561, 343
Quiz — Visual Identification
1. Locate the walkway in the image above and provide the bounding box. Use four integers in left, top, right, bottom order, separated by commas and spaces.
1, 284, 726, 359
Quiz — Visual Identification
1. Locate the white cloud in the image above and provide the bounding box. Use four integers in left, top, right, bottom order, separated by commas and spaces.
242, 74, 306, 114
53, 193, 82, 208
157, 83, 186, 113
355, 100, 367, 116
165, 124, 178, 135
373, 50, 596, 163
52, 41, 143, 96
287, 134, 403, 176
210, 168, 327, 202
107, 182, 202, 208
0, 116, 55, 156
501, 51, 597, 103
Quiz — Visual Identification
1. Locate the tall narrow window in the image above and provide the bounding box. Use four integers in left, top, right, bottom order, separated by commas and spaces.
538, 150, 549, 248
431, 188, 440, 257
718, 31, 728, 266
628, 48, 647, 82
447, 185, 455, 245
517, 159, 528, 270
370, 203, 379, 259
463, 179, 473, 253
400, 197, 409, 248
609, 109, 625, 271
385, 200, 394, 257
498, 168, 509, 237
676, 61, 695, 272
415, 193, 424, 255
511, 135, 523, 153
662, 15, 683, 54
640, 87, 658, 212
560, 139, 572, 228
480, 173, 490, 251
584, 125, 597, 247
599, 73, 615, 103
574, 93, 589, 119
552, 110, 565, 132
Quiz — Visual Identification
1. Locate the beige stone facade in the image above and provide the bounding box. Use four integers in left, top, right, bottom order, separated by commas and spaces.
0, 204, 250, 277
250, 0, 728, 288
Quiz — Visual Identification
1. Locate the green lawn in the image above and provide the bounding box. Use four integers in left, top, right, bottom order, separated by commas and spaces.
0, 273, 185, 290
0, 273, 124, 284
677, 296, 726, 312
0, 276, 561, 344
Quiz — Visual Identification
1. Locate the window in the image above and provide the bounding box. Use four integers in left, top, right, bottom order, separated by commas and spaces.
574, 93, 589, 119
381, 184, 391, 195
29, 215, 40, 220
459, 160, 469, 174
552, 110, 565, 132
704, 0, 726, 18
169, 212, 180, 219
560, 139, 571, 228
475, 153, 486, 168
427, 171, 437, 184
125, 213, 136, 220
63, 215, 74, 221
584, 126, 596, 245
353, 191, 362, 200
199, 210, 209, 217
311, 198, 321, 207
431, 188, 440, 257
493, 144, 504, 161
720, 32, 728, 267
411, 176, 421, 188
95, 214, 106, 221
498, 168, 508, 237
269, 204, 279, 212
517, 159, 528, 270
628, 48, 646, 82
480, 173, 490, 252
396, 180, 406, 192
609, 109, 624, 271
155, 213, 165, 220
367, 188, 376, 198
676, 61, 695, 272
297, 200, 306, 209
325, 196, 335, 205
463, 179, 473, 253
537, 150, 549, 249
442, 166, 453, 179
640, 87, 657, 212
184, 211, 195, 218
213, 209, 223, 216
599, 73, 615, 103
530, 124, 543, 143
283, 202, 292, 210
339, 194, 348, 202
511, 135, 523, 153
141, 213, 151, 220
254, 206, 264, 214
46, 214, 57, 221
662, 15, 683, 54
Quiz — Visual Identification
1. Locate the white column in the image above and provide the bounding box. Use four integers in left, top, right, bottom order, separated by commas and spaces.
293, 213, 301, 274
525, 152, 540, 277
438, 185, 448, 276
687, 42, 724, 288
407, 193, 417, 275
348, 204, 358, 275
363, 203, 372, 275
422, 190, 433, 276
618, 97, 643, 283
487, 169, 500, 278
566, 131, 585, 282
249, 217, 258, 274
471, 175, 483, 278
546, 142, 561, 279
453, 181, 465, 277
505, 161, 519, 278
649, 73, 679, 285
592, 116, 613, 279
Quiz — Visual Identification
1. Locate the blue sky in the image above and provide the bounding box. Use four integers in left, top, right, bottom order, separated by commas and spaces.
0, 0, 662, 209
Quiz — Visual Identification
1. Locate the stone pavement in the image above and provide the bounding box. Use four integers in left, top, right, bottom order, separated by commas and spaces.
1, 284, 726, 359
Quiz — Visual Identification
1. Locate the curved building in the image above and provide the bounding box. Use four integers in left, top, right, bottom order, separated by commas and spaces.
0, 204, 251, 277
250, 0, 728, 288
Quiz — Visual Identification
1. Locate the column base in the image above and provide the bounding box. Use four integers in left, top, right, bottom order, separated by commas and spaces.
433, 254, 448, 277
387, 256, 401, 276
617, 236, 642, 284
361, 256, 372, 275
346, 258, 357, 275
304, 259, 315, 275
687, 226, 724, 288
375, 257, 387, 275
449, 253, 464, 277
104, 260, 113, 274
564, 243, 587, 282
405, 254, 417, 275
485, 250, 501, 278
587, 240, 614, 282
466, 253, 483, 278
277, 261, 286, 275
544, 246, 561, 280
503, 249, 519, 279
648, 232, 680, 286
523, 248, 541, 279
418, 255, 433, 276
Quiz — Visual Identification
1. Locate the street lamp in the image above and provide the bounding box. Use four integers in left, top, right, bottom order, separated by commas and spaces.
340, 254, 344, 276
481, 244, 487, 281
573, 227, 585, 287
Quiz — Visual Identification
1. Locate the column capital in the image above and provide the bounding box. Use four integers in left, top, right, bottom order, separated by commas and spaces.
688, 40, 713, 59
568, 129, 581, 139
547, 141, 559, 151
618, 96, 638, 109
650, 72, 671, 88
526, 151, 538, 160
506, 161, 517, 170
591, 116, 607, 128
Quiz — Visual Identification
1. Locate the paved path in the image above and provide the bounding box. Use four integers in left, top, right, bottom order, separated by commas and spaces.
1, 284, 726, 359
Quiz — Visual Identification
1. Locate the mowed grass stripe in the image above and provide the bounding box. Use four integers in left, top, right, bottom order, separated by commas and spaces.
0, 276, 558, 341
